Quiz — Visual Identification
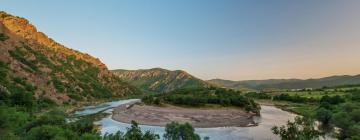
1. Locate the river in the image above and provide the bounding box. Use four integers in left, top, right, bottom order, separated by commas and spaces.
74, 99, 297, 140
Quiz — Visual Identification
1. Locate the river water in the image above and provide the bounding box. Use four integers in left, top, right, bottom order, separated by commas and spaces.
75, 99, 297, 140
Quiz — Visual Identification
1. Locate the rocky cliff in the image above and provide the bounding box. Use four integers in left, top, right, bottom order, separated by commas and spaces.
0, 11, 140, 104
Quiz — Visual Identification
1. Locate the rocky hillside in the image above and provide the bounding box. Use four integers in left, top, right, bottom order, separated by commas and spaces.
209, 74, 360, 90
0, 11, 140, 104
112, 68, 211, 93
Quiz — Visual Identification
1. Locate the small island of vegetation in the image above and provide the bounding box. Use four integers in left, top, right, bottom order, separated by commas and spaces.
142, 87, 260, 113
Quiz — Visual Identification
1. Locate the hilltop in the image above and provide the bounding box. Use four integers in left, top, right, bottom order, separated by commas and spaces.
112, 68, 211, 93
0, 11, 140, 104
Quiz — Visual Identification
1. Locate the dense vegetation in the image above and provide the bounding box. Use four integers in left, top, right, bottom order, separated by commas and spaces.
142, 87, 260, 113
0, 59, 203, 139
273, 93, 318, 103
0, 59, 202, 139
251, 86, 360, 140
164, 122, 208, 140
209, 75, 360, 90
272, 116, 323, 140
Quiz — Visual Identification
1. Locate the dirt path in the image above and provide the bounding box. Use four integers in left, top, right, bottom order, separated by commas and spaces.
112, 104, 256, 128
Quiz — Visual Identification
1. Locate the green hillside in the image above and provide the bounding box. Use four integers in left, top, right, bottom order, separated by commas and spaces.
209, 75, 360, 90
0, 11, 140, 104
112, 68, 211, 93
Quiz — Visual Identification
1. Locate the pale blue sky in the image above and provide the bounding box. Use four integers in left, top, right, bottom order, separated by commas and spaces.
2, 0, 360, 80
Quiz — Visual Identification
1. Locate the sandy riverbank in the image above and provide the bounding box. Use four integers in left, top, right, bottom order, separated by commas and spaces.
112, 103, 257, 128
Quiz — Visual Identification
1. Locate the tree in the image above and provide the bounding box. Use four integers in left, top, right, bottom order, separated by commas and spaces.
124, 121, 144, 140
315, 108, 332, 125
164, 122, 201, 140
25, 125, 75, 140
19, 109, 66, 134
272, 116, 323, 140
346, 134, 360, 140
10, 91, 34, 111
123, 121, 159, 140
69, 118, 96, 135
102, 131, 124, 140
79, 133, 101, 140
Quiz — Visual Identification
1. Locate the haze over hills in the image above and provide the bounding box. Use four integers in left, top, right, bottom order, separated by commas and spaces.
208, 74, 360, 90
0, 11, 139, 104
112, 68, 211, 93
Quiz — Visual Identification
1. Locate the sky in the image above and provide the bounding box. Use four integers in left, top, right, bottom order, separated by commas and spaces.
1, 0, 360, 80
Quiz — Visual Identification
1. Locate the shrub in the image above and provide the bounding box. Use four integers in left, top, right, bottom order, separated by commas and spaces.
164, 122, 200, 140
8, 49, 38, 72
272, 116, 322, 140
0, 33, 8, 41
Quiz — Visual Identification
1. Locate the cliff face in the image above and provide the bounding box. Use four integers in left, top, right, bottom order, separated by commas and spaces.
112, 68, 212, 93
0, 11, 140, 104
0, 11, 106, 69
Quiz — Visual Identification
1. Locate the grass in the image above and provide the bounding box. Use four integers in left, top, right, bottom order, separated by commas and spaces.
256, 99, 317, 116
255, 87, 356, 117
268, 90, 348, 99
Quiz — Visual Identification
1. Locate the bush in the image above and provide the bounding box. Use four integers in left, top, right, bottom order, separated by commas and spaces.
320, 95, 345, 105
8, 49, 38, 72
316, 108, 332, 125
245, 92, 271, 99
0, 33, 8, 41
164, 122, 200, 140
272, 116, 323, 140
68, 118, 96, 135
142, 87, 260, 113
273, 93, 318, 103
10, 91, 35, 111
25, 125, 77, 140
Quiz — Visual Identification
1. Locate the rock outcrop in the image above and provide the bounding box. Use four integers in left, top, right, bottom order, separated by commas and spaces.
0, 11, 140, 104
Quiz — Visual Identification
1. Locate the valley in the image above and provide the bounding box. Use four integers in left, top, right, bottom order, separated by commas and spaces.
0, 8, 359, 140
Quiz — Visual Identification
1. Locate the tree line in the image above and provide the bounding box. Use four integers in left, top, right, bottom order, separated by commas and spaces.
142, 87, 260, 114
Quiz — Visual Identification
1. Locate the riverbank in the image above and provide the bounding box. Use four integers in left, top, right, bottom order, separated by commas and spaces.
255, 99, 317, 116
112, 103, 257, 128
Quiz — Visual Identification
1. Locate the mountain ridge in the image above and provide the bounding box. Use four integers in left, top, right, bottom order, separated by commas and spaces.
208, 74, 360, 90
112, 68, 212, 93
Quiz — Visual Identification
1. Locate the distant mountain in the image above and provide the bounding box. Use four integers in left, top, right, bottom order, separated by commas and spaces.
208, 75, 360, 90
112, 68, 211, 93
0, 11, 140, 104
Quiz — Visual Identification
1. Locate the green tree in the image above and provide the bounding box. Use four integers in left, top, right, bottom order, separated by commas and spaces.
103, 131, 124, 140
272, 116, 322, 140
69, 118, 96, 135
10, 91, 35, 111
164, 122, 201, 140
124, 121, 159, 140
25, 125, 76, 140
124, 121, 144, 140
315, 108, 332, 125
79, 133, 101, 140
